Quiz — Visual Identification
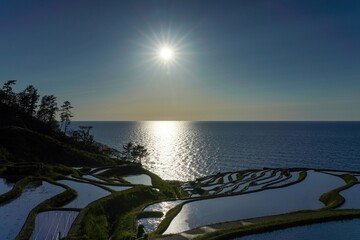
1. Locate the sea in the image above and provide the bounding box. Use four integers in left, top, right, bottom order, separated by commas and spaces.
71, 121, 360, 181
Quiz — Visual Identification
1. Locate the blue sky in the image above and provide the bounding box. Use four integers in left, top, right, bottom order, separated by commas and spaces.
1, 0, 359, 120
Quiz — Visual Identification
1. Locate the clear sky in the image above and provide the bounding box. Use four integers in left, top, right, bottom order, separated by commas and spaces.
1, 0, 359, 120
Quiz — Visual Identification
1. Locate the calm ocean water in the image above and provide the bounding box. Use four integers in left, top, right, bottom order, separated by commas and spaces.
71, 121, 360, 181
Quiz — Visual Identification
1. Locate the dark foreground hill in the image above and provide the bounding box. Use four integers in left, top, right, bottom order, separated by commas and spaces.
0, 102, 115, 166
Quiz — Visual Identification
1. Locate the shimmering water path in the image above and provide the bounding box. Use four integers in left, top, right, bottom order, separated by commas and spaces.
72, 121, 360, 181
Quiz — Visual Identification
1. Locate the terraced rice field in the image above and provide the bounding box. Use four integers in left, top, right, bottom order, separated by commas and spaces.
0, 166, 149, 239
1, 167, 359, 239
137, 168, 360, 237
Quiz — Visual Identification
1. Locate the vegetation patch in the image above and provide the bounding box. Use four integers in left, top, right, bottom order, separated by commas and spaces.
193, 210, 360, 240
100, 164, 186, 198
0, 176, 34, 204
265, 171, 307, 190
319, 174, 358, 209
68, 186, 166, 240
137, 211, 164, 219
16, 179, 77, 239
152, 204, 184, 235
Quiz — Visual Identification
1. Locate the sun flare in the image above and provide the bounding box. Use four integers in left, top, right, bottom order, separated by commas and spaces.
159, 47, 174, 63
137, 27, 192, 69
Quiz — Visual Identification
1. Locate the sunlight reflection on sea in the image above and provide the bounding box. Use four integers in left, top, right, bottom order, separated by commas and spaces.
71, 121, 360, 181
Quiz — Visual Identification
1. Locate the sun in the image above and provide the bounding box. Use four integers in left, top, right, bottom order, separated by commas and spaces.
136, 26, 192, 69
158, 46, 174, 63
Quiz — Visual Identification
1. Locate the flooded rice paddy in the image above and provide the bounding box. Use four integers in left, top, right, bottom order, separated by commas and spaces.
0, 181, 64, 240
2, 166, 359, 239
57, 180, 111, 208
340, 184, 360, 209
164, 171, 345, 234
0, 178, 14, 195
233, 219, 360, 240
123, 174, 152, 186
139, 200, 186, 232
30, 210, 78, 240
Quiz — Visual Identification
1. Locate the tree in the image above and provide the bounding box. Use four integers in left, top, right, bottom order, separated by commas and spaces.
121, 142, 134, 161
36, 95, 58, 123
1, 80, 17, 106
120, 141, 148, 164
131, 144, 148, 164
60, 101, 74, 134
17, 85, 39, 115
70, 126, 94, 145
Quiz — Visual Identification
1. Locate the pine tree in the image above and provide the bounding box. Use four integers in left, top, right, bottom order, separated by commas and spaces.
1, 80, 17, 106
60, 101, 74, 134
37, 95, 58, 123
17, 85, 39, 115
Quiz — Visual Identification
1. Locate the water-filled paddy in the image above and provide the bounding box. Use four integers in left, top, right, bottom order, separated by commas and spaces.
0, 178, 14, 195
139, 200, 185, 232
30, 210, 78, 240
138, 217, 163, 233
164, 171, 344, 234
340, 184, 360, 209
265, 172, 300, 188
104, 185, 131, 191
82, 174, 107, 183
144, 200, 185, 212
123, 174, 152, 186
253, 171, 281, 186
93, 168, 110, 175
57, 180, 110, 208
232, 219, 360, 240
0, 181, 64, 240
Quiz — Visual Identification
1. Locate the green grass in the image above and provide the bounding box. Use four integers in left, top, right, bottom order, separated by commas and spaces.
137, 211, 164, 219
67, 164, 187, 239
319, 174, 358, 209
0, 176, 34, 204
100, 164, 187, 198
68, 186, 166, 240
264, 170, 307, 189
151, 204, 184, 236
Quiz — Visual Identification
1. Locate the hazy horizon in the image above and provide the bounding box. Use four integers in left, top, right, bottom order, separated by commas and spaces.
1, 0, 360, 121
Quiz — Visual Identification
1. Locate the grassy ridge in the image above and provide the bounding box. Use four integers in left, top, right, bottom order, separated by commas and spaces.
152, 204, 183, 236
100, 165, 188, 198
193, 210, 360, 240
68, 186, 164, 240
0, 176, 34, 204
67, 166, 186, 240
152, 170, 308, 237
320, 174, 358, 209
16, 185, 77, 240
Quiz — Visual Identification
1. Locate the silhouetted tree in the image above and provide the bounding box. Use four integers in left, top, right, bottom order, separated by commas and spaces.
17, 85, 39, 115
70, 126, 94, 145
60, 101, 74, 134
36, 95, 58, 123
131, 144, 148, 164
121, 142, 134, 161
0, 80, 17, 106
120, 141, 148, 164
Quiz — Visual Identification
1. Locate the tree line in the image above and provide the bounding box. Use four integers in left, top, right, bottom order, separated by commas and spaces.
0, 80, 73, 133
1, 80, 149, 164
